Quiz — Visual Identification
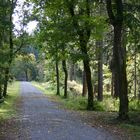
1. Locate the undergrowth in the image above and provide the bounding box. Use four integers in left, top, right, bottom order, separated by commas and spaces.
32, 81, 140, 139
0, 81, 20, 120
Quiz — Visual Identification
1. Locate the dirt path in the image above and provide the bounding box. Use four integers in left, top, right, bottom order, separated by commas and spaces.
0, 82, 120, 140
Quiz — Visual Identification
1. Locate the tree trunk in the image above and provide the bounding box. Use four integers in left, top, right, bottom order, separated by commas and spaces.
80, 38, 94, 110
110, 59, 119, 98
138, 85, 140, 100
106, 0, 129, 120
3, 1, 15, 97
114, 71, 119, 98
84, 59, 94, 110
111, 73, 114, 97
3, 68, 9, 97
82, 70, 87, 97
114, 25, 129, 120
67, 0, 93, 109
97, 41, 103, 101
62, 60, 68, 98
56, 60, 60, 95
0, 84, 3, 99
134, 45, 137, 98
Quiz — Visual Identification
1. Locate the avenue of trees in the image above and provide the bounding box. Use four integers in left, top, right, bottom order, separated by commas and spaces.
0, 0, 140, 121
0, 0, 17, 99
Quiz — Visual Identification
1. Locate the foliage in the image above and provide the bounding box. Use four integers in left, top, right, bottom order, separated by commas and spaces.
11, 54, 37, 81
0, 0, 140, 124
32, 81, 140, 138
120, 123, 140, 140
0, 82, 20, 120
32, 81, 118, 111
129, 99, 140, 111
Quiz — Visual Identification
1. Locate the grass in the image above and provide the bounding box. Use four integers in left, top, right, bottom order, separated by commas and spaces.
32, 81, 139, 112
32, 81, 88, 110
32, 81, 140, 139
119, 123, 140, 140
32, 81, 56, 95
120, 111, 140, 140
0, 81, 20, 120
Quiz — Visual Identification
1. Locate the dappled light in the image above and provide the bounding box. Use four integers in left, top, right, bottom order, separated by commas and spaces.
0, 0, 140, 139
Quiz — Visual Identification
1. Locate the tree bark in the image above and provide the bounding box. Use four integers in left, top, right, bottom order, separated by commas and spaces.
67, 0, 94, 109
56, 60, 60, 95
113, 70, 119, 98
62, 60, 68, 98
114, 25, 129, 120
84, 59, 93, 110
82, 70, 87, 97
3, 68, 9, 97
111, 73, 114, 97
3, 0, 15, 97
106, 0, 129, 120
134, 45, 137, 98
0, 84, 3, 99
97, 41, 103, 101
80, 37, 94, 110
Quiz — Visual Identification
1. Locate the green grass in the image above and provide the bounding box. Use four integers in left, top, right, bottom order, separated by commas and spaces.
32, 81, 56, 95
32, 81, 88, 110
32, 82, 119, 111
0, 81, 20, 120
129, 99, 140, 111
119, 123, 140, 140
119, 100, 140, 140
32, 81, 140, 139
59, 96, 87, 110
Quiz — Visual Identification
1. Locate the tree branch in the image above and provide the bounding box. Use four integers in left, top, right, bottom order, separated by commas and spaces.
85, 0, 91, 40
106, 0, 115, 25
65, 0, 80, 35
115, 0, 123, 23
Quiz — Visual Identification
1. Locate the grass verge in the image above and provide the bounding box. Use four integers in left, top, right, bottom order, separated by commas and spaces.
119, 123, 140, 140
32, 81, 140, 140
32, 81, 88, 110
0, 81, 20, 120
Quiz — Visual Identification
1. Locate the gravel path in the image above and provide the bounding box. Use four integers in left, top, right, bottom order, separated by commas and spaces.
0, 82, 119, 140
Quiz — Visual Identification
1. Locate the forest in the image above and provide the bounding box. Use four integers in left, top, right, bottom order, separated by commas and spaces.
0, 0, 140, 139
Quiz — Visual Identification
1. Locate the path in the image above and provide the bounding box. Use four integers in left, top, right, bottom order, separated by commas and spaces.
0, 82, 119, 140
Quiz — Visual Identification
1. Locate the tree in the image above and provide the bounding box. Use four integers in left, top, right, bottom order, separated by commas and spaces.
55, 55, 60, 95
124, 0, 140, 99
0, 0, 14, 98
82, 70, 87, 97
66, 0, 94, 110
106, 0, 129, 120
97, 40, 103, 101
62, 56, 68, 98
